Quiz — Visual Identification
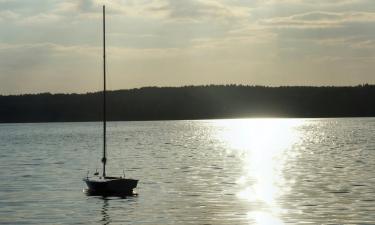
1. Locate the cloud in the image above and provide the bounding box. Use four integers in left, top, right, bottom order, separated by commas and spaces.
0, 43, 55, 71
259, 0, 363, 6
1, 0, 375, 94
0, 42, 103, 94
53, 0, 168, 19
0, 10, 19, 21
152, 0, 250, 22
316, 36, 375, 50
19, 13, 62, 25
260, 11, 375, 28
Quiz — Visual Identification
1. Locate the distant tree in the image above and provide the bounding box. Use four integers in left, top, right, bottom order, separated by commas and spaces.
0, 85, 374, 123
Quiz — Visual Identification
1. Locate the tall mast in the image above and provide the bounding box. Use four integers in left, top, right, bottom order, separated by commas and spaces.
102, 5, 107, 178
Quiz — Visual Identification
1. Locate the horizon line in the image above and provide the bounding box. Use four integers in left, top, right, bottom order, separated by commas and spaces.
1, 83, 374, 97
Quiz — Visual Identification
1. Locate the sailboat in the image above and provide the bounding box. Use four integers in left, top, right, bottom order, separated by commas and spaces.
83, 5, 138, 196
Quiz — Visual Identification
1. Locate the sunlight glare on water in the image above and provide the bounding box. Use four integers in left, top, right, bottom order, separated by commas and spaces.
215, 119, 304, 224
1, 118, 374, 224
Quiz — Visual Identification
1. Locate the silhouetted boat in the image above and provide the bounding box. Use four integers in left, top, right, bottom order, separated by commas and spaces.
83, 5, 138, 196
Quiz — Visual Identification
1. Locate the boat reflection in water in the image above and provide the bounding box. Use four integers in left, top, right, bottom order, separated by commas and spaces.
83, 192, 139, 225
216, 119, 304, 224
100, 198, 110, 225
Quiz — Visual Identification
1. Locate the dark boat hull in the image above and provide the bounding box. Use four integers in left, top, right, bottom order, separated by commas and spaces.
84, 177, 138, 195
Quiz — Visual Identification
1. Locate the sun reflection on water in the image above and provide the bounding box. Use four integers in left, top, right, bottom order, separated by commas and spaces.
215, 118, 305, 224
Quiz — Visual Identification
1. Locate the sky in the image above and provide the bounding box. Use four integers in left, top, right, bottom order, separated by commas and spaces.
0, 0, 374, 94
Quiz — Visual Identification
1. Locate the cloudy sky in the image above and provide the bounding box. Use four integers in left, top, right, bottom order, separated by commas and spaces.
0, 0, 374, 94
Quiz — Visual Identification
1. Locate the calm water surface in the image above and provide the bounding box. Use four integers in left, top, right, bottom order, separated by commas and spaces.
0, 118, 374, 224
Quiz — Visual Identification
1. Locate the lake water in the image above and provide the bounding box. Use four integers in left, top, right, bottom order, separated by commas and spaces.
0, 118, 374, 224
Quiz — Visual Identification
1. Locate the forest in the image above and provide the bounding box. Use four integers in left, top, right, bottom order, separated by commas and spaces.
0, 85, 374, 123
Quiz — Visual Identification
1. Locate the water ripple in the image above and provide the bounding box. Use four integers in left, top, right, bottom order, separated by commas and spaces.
0, 118, 374, 224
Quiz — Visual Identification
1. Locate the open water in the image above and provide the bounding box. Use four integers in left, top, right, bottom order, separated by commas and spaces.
0, 118, 374, 224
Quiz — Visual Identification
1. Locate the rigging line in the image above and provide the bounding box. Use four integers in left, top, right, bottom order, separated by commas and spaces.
105, 6, 112, 171
103, 13, 126, 174
85, 141, 91, 175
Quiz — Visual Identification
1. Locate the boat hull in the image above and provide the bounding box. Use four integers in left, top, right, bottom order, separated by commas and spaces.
84, 177, 138, 196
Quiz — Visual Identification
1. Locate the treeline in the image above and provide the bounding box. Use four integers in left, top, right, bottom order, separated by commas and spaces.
1, 84, 375, 123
